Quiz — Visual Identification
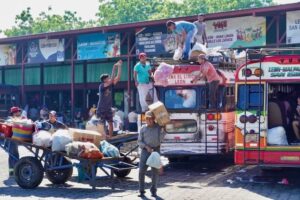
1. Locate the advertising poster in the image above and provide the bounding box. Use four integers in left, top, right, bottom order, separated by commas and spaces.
0, 44, 16, 66
286, 10, 300, 44
206, 16, 266, 48
136, 27, 177, 55
77, 33, 120, 60
27, 39, 65, 63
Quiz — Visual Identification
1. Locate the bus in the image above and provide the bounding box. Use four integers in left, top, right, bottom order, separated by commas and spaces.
235, 48, 300, 167
139, 57, 237, 161
0, 85, 19, 118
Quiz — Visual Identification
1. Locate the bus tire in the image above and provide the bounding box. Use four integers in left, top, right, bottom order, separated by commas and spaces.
114, 155, 132, 178
14, 156, 44, 189
45, 157, 73, 185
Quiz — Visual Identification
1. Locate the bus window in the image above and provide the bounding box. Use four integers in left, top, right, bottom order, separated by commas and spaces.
237, 84, 264, 110
165, 120, 197, 133
164, 89, 196, 109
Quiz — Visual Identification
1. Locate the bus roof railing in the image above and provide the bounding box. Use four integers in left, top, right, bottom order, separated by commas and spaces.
246, 48, 300, 59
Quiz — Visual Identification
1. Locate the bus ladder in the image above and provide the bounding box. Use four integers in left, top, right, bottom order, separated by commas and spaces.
242, 49, 262, 165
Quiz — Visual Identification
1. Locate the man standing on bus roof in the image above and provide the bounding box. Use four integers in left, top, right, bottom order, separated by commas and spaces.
97, 60, 122, 138
134, 52, 157, 112
193, 14, 208, 47
192, 54, 220, 109
166, 20, 197, 60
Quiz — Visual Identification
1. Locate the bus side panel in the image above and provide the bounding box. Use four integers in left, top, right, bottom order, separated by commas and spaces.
235, 128, 266, 149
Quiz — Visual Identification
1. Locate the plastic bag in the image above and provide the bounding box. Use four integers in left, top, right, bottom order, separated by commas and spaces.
189, 42, 207, 60
146, 152, 162, 169
52, 129, 73, 151
100, 140, 120, 158
267, 126, 288, 146
153, 62, 174, 86
173, 47, 183, 60
33, 130, 52, 147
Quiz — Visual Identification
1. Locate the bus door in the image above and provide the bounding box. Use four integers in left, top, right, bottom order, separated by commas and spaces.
235, 82, 267, 164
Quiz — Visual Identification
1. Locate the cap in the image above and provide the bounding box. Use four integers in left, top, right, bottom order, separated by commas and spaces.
198, 53, 208, 60
145, 111, 154, 119
10, 106, 21, 114
139, 52, 147, 59
49, 110, 57, 116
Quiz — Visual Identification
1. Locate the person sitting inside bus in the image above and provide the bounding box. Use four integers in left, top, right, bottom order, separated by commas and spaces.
292, 96, 300, 141
192, 54, 221, 109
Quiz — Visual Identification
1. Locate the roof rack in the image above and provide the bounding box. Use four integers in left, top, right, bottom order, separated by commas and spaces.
247, 48, 300, 60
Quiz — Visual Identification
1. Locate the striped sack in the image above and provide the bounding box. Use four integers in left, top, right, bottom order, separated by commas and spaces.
12, 123, 34, 142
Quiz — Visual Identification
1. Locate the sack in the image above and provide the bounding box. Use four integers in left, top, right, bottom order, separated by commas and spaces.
76, 142, 103, 159
267, 126, 288, 146
0, 123, 13, 138
146, 152, 162, 169
173, 47, 183, 60
100, 140, 120, 158
52, 129, 73, 151
33, 130, 52, 147
153, 62, 174, 86
11, 120, 34, 142
66, 141, 102, 158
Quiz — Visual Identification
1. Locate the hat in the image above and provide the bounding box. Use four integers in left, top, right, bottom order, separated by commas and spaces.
139, 52, 147, 59
198, 53, 208, 60
10, 106, 21, 114
145, 111, 154, 119
49, 110, 57, 116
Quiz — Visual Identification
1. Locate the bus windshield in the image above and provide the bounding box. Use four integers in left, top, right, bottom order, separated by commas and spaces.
164, 89, 197, 109
237, 84, 264, 110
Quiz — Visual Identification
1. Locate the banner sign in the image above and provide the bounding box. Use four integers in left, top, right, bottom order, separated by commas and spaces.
136, 27, 177, 55
77, 33, 120, 60
206, 16, 266, 48
27, 39, 65, 63
0, 44, 16, 66
286, 10, 300, 44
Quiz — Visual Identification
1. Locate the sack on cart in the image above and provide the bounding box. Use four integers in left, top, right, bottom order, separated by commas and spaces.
78, 143, 104, 159
52, 129, 73, 151
65, 141, 100, 157
100, 140, 120, 158
33, 130, 52, 148
0, 123, 13, 138
11, 119, 34, 142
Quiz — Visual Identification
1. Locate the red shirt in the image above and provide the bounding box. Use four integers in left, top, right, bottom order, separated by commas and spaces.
200, 61, 220, 83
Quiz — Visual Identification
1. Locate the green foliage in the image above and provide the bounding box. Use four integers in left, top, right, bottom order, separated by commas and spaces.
3, 7, 95, 37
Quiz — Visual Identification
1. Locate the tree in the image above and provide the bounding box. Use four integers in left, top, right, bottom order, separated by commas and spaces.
3, 7, 95, 37
96, 0, 274, 25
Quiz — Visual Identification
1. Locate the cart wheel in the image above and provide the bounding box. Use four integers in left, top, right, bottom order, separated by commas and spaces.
14, 156, 44, 189
45, 155, 73, 185
114, 155, 132, 178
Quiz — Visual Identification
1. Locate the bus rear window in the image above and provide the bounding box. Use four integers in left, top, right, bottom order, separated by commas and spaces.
165, 120, 197, 133
164, 89, 196, 109
237, 84, 264, 110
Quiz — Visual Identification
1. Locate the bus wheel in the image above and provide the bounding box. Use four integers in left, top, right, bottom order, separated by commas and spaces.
14, 157, 44, 189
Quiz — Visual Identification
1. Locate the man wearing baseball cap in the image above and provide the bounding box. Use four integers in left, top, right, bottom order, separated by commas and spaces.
192, 54, 221, 108
137, 111, 166, 197
46, 110, 68, 133
134, 52, 157, 112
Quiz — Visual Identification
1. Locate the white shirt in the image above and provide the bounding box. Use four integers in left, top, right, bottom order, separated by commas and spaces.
107, 115, 123, 132
128, 111, 138, 123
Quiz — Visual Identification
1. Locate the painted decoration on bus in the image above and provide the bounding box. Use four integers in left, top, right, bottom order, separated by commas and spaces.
77, 33, 120, 60
136, 27, 177, 55
27, 39, 65, 63
286, 10, 300, 44
166, 65, 200, 85
237, 61, 300, 80
206, 16, 266, 48
0, 44, 16, 66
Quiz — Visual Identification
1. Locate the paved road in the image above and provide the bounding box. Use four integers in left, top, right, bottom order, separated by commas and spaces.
0, 146, 300, 200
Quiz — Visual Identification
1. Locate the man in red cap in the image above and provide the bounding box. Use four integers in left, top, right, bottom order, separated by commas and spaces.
134, 52, 157, 112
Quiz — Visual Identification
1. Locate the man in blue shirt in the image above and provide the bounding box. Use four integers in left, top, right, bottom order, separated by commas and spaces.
166, 20, 197, 60
96, 60, 122, 138
134, 53, 157, 112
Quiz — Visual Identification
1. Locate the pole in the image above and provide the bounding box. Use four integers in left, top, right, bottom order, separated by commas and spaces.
71, 37, 75, 123
21, 43, 25, 107
127, 34, 131, 113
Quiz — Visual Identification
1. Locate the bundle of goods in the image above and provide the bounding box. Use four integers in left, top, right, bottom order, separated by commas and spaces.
52, 129, 73, 152
267, 126, 288, 146
100, 140, 120, 158
148, 101, 170, 126
69, 128, 104, 146
189, 42, 207, 61
11, 119, 34, 142
65, 141, 103, 159
85, 116, 105, 136
153, 62, 174, 86
0, 123, 13, 138
32, 130, 52, 148
173, 47, 183, 61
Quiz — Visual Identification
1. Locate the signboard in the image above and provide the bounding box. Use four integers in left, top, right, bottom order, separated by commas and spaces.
0, 44, 16, 66
136, 27, 177, 55
206, 16, 266, 48
27, 39, 65, 63
286, 10, 300, 44
238, 62, 300, 80
77, 33, 120, 60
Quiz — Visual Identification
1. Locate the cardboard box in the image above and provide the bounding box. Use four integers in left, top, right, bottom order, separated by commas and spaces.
69, 128, 103, 146
148, 101, 170, 126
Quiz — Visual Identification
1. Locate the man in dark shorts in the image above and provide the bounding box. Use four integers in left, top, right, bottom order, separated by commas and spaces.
96, 60, 122, 138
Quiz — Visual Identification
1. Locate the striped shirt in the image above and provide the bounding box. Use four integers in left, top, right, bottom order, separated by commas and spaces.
138, 124, 166, 149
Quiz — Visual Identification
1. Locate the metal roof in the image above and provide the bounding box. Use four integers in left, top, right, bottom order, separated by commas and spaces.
0, 2, 300, 44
